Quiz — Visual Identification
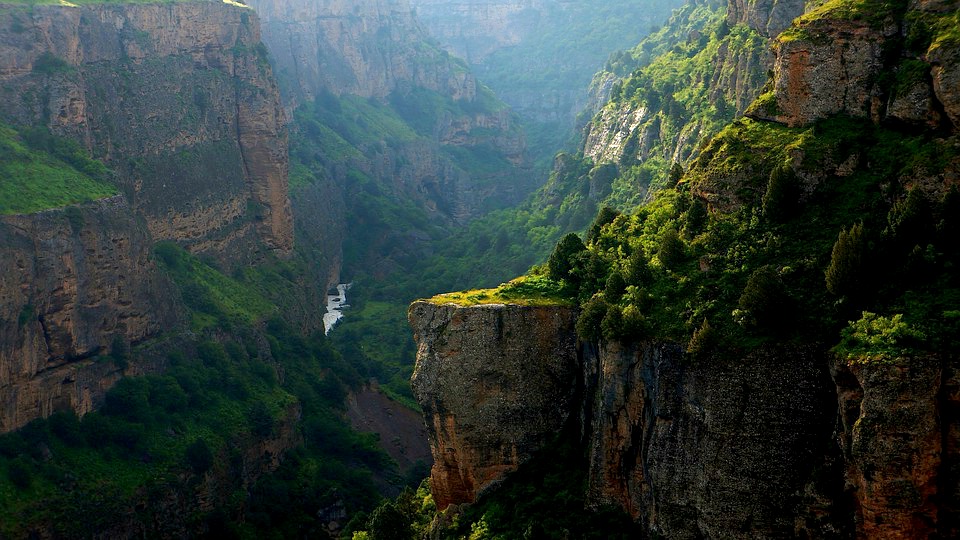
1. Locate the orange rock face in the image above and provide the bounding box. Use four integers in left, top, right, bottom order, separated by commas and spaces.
0, 197, 180, 432
409, 301, 579, 509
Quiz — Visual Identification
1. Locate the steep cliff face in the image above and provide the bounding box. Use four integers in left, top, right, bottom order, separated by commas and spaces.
0, 0, 293, 263
833, 356, 959, 538
0, 197, 180, 432
580, 0, 791, 196
727, 0, 804, 37
584, 341, 845, 538
408, 301, 579, 509
0, 0, 298, 431
759, 0, 960, 130
250, 0, 479, 106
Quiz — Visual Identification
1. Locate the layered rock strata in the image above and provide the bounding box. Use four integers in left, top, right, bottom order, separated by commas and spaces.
0, 0, 293, 263
0, 197, 180, 432
411, 302, 959, 537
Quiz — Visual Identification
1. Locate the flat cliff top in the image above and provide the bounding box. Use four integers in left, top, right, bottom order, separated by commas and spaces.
422, 275, 575, 307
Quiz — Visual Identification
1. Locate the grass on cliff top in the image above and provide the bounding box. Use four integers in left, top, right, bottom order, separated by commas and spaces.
0, 124, 116, 215
425, 274, 574, 307
778, 0, 907, 42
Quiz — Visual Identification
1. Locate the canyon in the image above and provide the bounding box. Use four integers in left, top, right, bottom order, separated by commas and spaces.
409, 0, 960, 537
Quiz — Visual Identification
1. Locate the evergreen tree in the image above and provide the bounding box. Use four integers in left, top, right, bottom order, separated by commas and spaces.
547, 233, 587, 281
625, 247, 652, 286
587, 206, 621, 243
604, 271, 627, 303
738, 265, 790, 331
657, 228, 685, 270
825, 223, 865, 298
683, 198, 708, 238
667, 162, 684, 187
762, 164, 800, 221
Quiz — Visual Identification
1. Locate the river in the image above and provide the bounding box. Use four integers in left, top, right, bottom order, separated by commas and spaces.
323, 283, 351, 335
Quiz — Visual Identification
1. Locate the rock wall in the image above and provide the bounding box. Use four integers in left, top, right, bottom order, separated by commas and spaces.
408, 301, 579, 509
726, 0, 804, 37
833, 356, 960, 538
0, 197, 180, 432
0, 0, 299, 431
761, 0, 960, 130
250, 0, 480, 106
410, 302, 959, 536
0, 0, 293, 263
583, 340, 845, 538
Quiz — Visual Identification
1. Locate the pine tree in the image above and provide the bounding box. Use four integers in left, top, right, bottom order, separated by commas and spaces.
825, 223, 865, 297
762, 164, 800, 221
657, 228, 685, 270
547, 233, 587, 281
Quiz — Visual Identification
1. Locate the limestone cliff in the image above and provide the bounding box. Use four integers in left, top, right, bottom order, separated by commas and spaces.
583, 341, 845, 538
0, 0, 296, 431
757, 0, 959, 130
0, 197, 180, 432
0, 0, 293, 263
410, 302, 960, 537
408, 301, 579, 509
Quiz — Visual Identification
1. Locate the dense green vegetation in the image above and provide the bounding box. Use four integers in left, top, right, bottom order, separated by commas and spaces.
529, 115, 959, 364
0, 123, 116, 214
329, 0, 765, 405
0, 244, 401, 537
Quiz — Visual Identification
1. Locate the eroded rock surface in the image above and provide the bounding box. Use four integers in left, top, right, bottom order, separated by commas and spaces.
409, 301, 579, 509
0, 1, 293, 263
0, 197, 180, 432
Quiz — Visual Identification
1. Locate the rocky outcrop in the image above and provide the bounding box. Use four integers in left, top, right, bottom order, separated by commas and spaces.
833, 356, 959, 538
250, 0, 480, 106
761, 1, 960, 130
408, 301, 579, 509
581, 0, 786, 182
0, 197, 180, 432
768, 18, 899, 127
726, 0, 804, 37
410, 301, 960, 536
0, 0, 293, 263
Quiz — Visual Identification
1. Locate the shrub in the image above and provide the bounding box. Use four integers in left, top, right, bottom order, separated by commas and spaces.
625, 247, 652, 286
682, 198, 708, 238
603, 271, 627, 303
687, 319, 715, 358
576, 297, 609, 342
737, 265, 790, 331
600, 305, 625, 341
834, 312, 926, 364
586, 206, 620, 243
366, 501, 411, 540
887, 188, 932, 245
